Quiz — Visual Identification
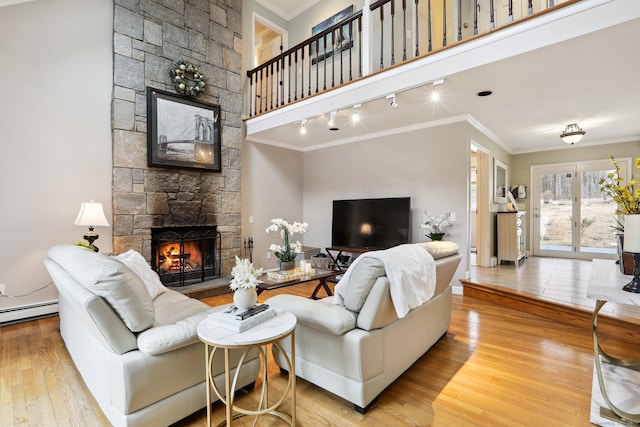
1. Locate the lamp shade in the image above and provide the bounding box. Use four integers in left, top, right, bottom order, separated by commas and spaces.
624, 215, 640, 253
74, 201, 110, 227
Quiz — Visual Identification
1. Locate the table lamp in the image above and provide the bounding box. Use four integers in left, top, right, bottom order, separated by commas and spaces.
74, 201, 110, 252
622, 215, 640, 293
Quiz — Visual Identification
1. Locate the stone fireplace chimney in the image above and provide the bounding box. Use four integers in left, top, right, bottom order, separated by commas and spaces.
111, 0, 243, 276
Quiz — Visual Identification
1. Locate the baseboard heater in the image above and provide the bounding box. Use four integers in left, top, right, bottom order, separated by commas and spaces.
0, 300, 59, 326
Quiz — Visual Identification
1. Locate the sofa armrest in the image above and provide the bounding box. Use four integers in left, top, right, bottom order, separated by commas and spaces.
266, 294, 357, 335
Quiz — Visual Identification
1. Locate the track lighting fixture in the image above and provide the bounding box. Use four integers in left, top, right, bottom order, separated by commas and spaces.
386, 94, 398, 108
328, 111, 337, 128
351, 104, 361, 122
431, 79, 445, 101
560, 123, 585, 144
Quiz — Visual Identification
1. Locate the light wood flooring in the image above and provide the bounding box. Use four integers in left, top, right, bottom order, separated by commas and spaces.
2, 278, 639, 426
469, 256, 640, 322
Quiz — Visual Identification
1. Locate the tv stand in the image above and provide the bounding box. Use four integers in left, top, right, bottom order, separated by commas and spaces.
325, 246, 370, 272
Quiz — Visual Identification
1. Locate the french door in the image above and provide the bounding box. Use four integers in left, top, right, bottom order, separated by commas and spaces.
531, 160, 624, 259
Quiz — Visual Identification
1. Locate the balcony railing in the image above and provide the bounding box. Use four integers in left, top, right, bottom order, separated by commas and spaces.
246, 0, 577, 118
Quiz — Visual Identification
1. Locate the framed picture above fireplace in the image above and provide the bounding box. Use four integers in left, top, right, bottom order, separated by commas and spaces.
146, 87, 222, 172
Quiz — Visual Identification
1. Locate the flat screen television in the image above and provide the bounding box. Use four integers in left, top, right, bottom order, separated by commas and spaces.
331, 197, 411, 250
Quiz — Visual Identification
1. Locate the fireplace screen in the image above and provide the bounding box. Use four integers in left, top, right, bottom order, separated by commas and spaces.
151, 226, 220, 286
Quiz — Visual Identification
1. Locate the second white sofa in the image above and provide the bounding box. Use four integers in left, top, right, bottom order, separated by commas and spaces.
266, 242, 461, 413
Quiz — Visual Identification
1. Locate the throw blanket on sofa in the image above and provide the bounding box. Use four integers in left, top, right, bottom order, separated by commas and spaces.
334, 244, 436, 318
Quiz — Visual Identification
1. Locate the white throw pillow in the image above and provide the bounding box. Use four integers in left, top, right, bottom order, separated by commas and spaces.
416, 241, 459, 259
115, 249, 167, 299
48, 245, 155, 332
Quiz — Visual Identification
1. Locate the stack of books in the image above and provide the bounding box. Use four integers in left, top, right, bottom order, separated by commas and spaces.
208, 303, 277, 333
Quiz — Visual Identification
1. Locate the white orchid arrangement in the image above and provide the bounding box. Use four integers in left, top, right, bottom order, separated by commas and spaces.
266, 218, 308, 262
229, 256, 263, 291
420, 211, 453, 238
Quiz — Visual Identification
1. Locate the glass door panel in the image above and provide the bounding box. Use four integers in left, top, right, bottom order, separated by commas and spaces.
579, 168, 618, 255
538, 170, 574, 252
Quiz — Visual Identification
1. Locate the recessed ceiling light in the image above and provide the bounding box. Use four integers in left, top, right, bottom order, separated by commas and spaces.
477, 90, 492, 97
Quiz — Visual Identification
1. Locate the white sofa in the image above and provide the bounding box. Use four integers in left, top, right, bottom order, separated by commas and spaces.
266, 242, 462, 413
44, 244, 260, 427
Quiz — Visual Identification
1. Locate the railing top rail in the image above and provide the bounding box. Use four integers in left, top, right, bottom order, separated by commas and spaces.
247, 9, 363, 77
369, 0, 393, 11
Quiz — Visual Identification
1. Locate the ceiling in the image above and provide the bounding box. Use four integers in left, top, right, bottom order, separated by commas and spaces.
254, 0, 320, 21
248, 3, 640, 155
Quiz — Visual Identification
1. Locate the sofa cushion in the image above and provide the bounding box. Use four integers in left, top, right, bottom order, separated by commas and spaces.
115, 249, 167, 299
336, 257, 386, 312
136, 290, 213, 355
267, 294, 357, 335
417, 241, 459, 259
48, 245, 155, 332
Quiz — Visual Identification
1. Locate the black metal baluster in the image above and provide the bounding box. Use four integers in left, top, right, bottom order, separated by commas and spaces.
473, 0, 478, 35
349, 21, 353, 81
331, 29, 336, 87
309, 43, 313, 96
415, 0, 420, 56
287, 54, 291, 104
340, 26, 344, 84
442, 0, 447, 47
358, 16, 363, 77
427, 0, 433, 52
248, 71, 253, 117
490, 0, 495, 29
323, 34, 327, 90
275, 58, 280, 107
528, 0, 533, 15
268, 63, 273, 111
301, 48, 306, 99
508, 0, 513, 22
281, 56, 285, 106
379, 5, 384, 69
402, 0, 407, 61
390, 0, 396, 65
259, 69, 263, 114
457, 0, 462, 41
294, 50, 299, 101
315, 41, 319, 94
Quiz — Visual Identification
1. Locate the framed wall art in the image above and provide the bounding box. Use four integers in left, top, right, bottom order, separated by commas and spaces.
310, 5, 354, 64
146, 87, 221, 172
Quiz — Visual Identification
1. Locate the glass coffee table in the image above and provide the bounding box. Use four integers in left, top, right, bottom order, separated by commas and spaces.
257, 268, 338, 299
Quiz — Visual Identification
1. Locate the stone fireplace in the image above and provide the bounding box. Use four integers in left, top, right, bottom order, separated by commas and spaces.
151, 226, 221, 287
110, 0, 244, 276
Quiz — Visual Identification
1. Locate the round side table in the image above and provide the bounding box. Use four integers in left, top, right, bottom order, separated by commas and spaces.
197, 310, 297, 426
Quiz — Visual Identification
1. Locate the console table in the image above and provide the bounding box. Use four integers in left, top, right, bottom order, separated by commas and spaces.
325, 246, 369, 271
587, 259, 640, 426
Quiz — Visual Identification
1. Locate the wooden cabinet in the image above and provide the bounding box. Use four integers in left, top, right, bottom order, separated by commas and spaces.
497, 212, 526, 265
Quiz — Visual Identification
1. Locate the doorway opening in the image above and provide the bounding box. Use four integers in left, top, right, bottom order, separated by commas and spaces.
252, 13, 288, 68
470, 141, 490, 268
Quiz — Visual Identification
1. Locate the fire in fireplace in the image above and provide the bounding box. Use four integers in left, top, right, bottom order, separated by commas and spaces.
151, 226, 220, 286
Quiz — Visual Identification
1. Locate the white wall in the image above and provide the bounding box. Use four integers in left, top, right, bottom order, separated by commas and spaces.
241, 141, 304, 270
0, 0, 113, 313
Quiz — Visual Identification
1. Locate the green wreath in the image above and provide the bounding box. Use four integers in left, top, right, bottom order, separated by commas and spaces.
170, 60, 206, 97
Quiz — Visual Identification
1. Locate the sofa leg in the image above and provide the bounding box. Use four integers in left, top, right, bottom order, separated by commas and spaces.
354, 397, 378, 414
242, 381, 256, 392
